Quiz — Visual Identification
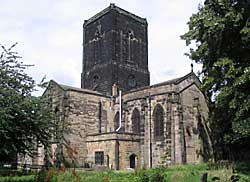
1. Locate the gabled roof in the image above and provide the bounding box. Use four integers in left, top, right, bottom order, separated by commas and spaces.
150, 71, 201, 88
83, 3, 147, 27
124, 71, 201, 94
44, 80, 108, 97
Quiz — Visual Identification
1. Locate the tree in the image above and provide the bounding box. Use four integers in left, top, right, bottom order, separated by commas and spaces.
181, 0, 250, 161
0, 43, 54, 162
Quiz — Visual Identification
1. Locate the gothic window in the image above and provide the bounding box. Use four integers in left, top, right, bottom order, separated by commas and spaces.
131, 108, 140, 134
153, 104, 164, 138
95, 151, 104, 165
93, 25, 102, 64
126, 30, 134, 62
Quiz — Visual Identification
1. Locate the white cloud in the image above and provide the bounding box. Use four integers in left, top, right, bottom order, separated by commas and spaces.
0, 0, 204, 94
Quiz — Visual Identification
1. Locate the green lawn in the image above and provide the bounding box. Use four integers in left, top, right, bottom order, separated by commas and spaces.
0, 164, 249, 182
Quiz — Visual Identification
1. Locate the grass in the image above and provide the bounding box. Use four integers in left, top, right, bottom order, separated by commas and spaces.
0, 163, 249, 182
0, 175, 35, 182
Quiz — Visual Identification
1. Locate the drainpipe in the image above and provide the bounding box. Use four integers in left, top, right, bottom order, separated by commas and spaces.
115, 90, 121, 170
116, 90, 122, 132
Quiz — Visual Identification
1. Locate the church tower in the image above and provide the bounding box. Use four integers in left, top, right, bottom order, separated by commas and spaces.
81, 4, 150, 95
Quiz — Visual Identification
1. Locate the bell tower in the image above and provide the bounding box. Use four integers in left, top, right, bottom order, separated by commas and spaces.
81, 4, 150, 95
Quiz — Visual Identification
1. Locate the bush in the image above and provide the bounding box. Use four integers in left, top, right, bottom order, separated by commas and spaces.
137, 168, 165, 182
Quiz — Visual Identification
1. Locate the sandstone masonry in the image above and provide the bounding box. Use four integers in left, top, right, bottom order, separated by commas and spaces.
39, 4, 212, 170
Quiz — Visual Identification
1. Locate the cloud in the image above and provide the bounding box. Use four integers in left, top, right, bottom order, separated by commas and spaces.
0, 0, 204, 93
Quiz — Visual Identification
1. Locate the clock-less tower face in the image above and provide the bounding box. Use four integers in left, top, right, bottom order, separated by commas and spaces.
81, 4, 150, 95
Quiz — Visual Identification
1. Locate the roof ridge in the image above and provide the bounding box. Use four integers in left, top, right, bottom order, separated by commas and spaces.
124, 72, 197, 94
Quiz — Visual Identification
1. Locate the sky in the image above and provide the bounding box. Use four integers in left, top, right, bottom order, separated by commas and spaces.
0, 0, 204, 94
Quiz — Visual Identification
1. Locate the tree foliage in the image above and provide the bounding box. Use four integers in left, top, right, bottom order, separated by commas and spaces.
181, 0, 250, 161
0, 43, 54, 161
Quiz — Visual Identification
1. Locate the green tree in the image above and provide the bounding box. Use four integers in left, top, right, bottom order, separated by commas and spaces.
181, 0, 250, 161
0, 43, 54, 162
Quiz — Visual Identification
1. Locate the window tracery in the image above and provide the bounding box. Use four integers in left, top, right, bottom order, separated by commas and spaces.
153, 104, 164, 138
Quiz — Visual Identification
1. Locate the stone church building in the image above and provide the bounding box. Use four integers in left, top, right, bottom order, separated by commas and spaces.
41, 4, 211, 170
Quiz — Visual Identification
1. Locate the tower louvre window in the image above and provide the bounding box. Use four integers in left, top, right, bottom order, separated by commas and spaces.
127, 30, 134, 62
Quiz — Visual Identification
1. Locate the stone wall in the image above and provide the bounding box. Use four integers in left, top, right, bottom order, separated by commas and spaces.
38, 72, 211, 169
86, 133, 140, 169
180, 84, 211, 163
81, 4, 150, 95
42, 81, 66, 165
62, 89, 112, 165
121, 72, 211, 167
124, 93, 175, 167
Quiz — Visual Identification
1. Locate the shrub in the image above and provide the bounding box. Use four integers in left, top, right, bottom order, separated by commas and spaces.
137, 168, 165, 182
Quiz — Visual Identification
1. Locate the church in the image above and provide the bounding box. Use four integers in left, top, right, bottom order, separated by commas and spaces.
40, 4, 212, 170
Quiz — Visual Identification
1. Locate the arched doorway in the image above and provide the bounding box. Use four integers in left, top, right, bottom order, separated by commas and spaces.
129, 154, 136, 169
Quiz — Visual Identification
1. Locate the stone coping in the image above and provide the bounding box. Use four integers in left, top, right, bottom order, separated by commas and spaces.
83, 3, 147, 27
86, 132, 141, 142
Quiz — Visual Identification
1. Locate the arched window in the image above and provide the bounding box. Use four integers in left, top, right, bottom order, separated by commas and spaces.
153, 104, 164, 138
114, 112, 119, 131
126, 30, 134, 61
131, 108, 140, 134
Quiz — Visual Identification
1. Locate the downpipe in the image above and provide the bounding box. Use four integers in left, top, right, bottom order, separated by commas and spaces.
115, 90, 122, 132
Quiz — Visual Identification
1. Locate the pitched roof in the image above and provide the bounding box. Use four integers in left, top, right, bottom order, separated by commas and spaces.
150, 71, 200, 88
83, 3, 147, 27
46, 80, 108, 97
124, 72, 200, 93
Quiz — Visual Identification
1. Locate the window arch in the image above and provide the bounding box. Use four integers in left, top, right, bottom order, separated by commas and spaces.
153, 104, 164, 138
131, 108, 140, 134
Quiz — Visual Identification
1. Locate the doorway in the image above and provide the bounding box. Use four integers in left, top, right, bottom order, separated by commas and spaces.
129, 154, 136, 169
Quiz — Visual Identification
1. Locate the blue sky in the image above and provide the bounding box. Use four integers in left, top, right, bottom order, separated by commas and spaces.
0, 0, 204, 93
